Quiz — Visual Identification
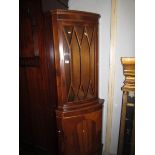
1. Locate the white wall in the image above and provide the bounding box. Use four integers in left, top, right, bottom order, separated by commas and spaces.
110, 0, 135, 154
69, 0, 112, 151
69, 0, 135, 154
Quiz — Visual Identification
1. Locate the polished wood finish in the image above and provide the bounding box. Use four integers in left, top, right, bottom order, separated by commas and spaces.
49, 9, 100, 107
117, 57, 135, 155
57, 109, 102, 155
44, 9, 104, 155
121, 57, 135, 91
20, 1, 68, 155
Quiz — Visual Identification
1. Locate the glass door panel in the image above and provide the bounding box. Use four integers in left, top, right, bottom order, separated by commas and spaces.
63, 25, 97, 102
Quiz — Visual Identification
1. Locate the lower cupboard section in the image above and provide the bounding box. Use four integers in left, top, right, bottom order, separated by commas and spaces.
56, 109, 103, 155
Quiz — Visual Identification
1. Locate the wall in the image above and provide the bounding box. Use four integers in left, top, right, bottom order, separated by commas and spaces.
69, 0, 135, 154
110, 0, 135, 154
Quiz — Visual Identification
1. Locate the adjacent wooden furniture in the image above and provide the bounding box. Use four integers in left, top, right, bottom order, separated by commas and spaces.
117, 57, 135, 155
44, 9, 104, 155
19, 1, 68, 155
20, 1, 104, 154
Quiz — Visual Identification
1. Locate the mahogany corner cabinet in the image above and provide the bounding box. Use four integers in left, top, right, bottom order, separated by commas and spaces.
44, 9, 104, 155
20, 7, 104, 155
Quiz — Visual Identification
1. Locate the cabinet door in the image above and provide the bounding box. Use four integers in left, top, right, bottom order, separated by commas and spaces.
59, 110, 102, 155
61, 24, 98, 102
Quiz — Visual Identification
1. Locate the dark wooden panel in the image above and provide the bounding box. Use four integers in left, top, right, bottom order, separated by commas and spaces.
19, 56, 40, 67
41, 0, 68, 12
19, 68, 33, 144
19, 0, 41, 58
19, 1, 63, 155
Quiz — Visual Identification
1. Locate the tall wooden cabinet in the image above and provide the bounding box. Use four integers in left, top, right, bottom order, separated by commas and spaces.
44, 9, 104, 155
20, 4, 103, 155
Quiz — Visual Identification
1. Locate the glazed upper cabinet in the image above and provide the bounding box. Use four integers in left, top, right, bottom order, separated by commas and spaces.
62, 24, 98, 102
50, 10, 100, 108
45, 9, 104, 155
